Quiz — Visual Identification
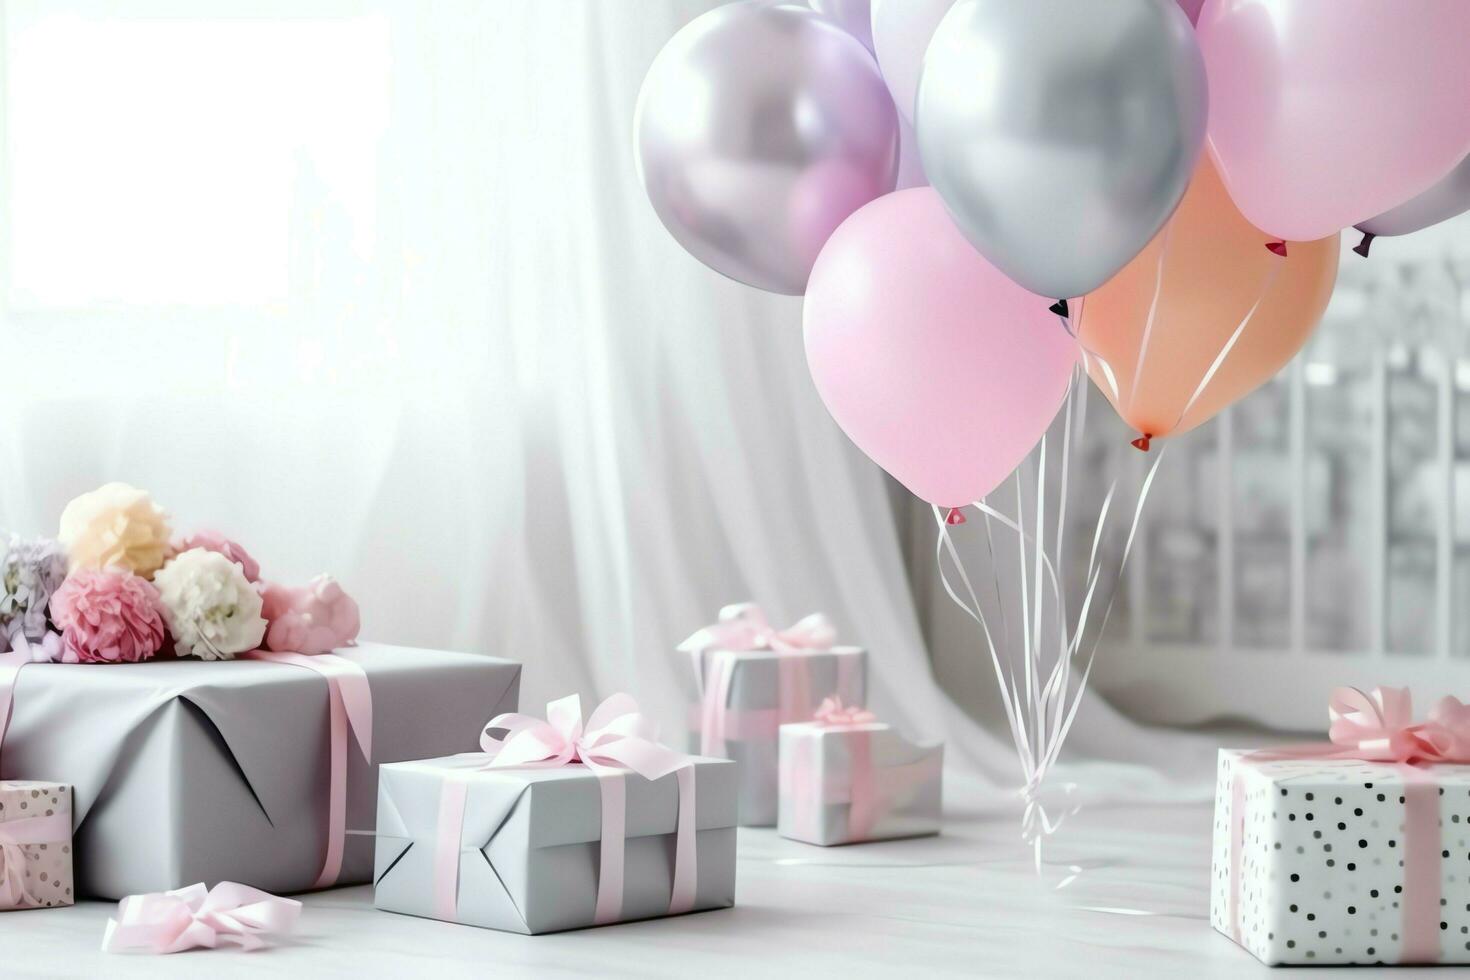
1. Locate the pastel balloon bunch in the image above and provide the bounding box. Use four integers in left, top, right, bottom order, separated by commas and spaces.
636, 0, 1470, 499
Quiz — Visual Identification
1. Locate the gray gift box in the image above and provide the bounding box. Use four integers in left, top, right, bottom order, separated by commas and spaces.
373, 755, 738, 934
0, 642, 520, 899
686, 646, 866, 826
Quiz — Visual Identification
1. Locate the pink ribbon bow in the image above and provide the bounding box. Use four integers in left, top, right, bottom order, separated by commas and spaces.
1327, 686, 1470, 763
813, 696, 875, 726
101, 882, 301, 954
481, 692, 690, 777
435, 693, 698, 926
677, 602, 836, 656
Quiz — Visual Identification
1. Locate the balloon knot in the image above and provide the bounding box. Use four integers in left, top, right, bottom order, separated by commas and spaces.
1265, 241, 1288, 257
1130, 433, 1153, 452
944, 507, 967, 526
1353, 231, 1375, 258
1048, 299, 1069, 318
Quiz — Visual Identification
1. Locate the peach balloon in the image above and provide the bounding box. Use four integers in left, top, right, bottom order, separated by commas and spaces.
1076, 159, 1339, 444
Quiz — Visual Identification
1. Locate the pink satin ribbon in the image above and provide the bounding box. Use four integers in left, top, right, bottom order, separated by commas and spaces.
0, 809, 70, 909
679, 604, 857, 756
241, 650, 373, 889
434, 693, 697, 926
812, 698, 877, 838
1229, 686, 1470, 964
0, 647, 36, 759
101, 881, 301, 954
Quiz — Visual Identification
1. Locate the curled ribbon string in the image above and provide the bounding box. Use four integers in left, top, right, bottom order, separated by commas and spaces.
930, 378, 1166, 871
101, 881, 301, 954
437, 693, 698, 925
0, 810, 70, 909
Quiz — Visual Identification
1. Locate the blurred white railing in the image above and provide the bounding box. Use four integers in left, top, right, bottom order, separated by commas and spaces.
1092, 249, 1470, 729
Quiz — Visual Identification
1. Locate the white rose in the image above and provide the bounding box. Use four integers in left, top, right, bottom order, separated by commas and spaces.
153, 548, 267, 660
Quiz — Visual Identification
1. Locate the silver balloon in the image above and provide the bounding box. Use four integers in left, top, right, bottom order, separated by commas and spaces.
1357, 154, 1470, 250
635, 2, 899, 296
915, 0, 1206, 300
809, 0, 874, 52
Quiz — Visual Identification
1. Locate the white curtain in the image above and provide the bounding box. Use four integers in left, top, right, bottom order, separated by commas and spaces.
0, 0, 1218, 809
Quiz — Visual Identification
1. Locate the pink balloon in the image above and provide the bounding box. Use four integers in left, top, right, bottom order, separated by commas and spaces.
804, 189, 1075, 508
1199, 0, 1470, 242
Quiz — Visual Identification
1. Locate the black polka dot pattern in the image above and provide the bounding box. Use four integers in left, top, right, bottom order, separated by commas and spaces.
0, 780, 74, 910
1211, 751, 1470, 966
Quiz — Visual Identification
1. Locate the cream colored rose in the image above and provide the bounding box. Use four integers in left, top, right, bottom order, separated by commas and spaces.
58, 482, 172, 578
153, 548, 268, 660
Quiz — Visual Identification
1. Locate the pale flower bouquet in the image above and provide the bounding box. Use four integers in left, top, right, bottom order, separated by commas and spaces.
1, 483, 360, 664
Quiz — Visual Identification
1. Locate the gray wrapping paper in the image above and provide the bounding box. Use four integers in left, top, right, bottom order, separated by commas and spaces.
374, 755, 737, 934
0, 643, 520, 899
687, 646, 866, 826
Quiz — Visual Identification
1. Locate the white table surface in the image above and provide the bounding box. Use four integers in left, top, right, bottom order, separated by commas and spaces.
1, 802, 1410, 979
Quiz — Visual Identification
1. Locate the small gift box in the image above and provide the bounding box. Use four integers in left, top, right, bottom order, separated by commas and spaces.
778, 699, 942, 846
0, 780, 73, 910
678, 603, 866, 826
374, 693, 737, 934
1213, 687, 1470, 966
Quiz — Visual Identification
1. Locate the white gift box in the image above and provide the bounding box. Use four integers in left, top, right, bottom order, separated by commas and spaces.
777, 718, 941, 846
1212, 748, 1470, 966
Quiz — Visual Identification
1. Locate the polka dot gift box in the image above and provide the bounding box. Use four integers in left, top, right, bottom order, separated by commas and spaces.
1212, 687, 1470, 966
0, 780, 73, 910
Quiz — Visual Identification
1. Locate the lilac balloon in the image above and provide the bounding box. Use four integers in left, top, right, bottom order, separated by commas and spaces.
870, 0, 956, 121
635, 2, 899, 296
810, 0, 874, 52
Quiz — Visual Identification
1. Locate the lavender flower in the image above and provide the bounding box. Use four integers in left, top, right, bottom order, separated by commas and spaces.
0, 535, 69, 642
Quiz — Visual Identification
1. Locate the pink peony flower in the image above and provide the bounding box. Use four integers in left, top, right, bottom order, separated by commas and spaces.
173, 530, 261, 583
259, 575, 361, 655
49, 569, 168, 664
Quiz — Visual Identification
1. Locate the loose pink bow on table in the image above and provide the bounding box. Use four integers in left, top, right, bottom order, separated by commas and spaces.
435, 693, 697, 925
101, 882, 301, 954
0, 810, 70, 909
812, 696, 875, 727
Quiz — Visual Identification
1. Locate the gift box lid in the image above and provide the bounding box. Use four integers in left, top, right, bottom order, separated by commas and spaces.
1221, 747, 1470, 788
781, 720, 889, 735
377, 754, 738, 851
698, 645, 864, 661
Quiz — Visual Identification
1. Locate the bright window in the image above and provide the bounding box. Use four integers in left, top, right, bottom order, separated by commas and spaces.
3, 2, 390, 310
